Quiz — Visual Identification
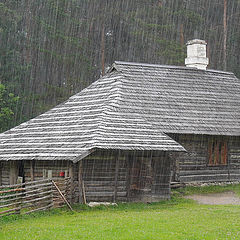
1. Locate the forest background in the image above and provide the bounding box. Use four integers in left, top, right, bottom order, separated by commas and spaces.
0, 0, 239, 132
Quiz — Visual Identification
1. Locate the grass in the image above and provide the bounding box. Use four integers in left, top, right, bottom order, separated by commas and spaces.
0, 184, 240, 240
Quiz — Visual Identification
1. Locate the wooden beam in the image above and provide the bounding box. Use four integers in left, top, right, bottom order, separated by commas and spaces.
125, 154, 132, 202
30, 160, 35, 181
78, 161, 86, 204
69, 162, 74, 204
9, 161, 18, 185
78, 161, 82, 203
82, 180, 86, 205
113, 151, 120, 202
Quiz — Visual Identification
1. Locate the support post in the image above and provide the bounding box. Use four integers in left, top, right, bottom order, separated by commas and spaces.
78, 161, 82, 203
113, 151, 120, 202
30, 160, 35, 181
141, 153, 153, 202
78, 161, 86, 204
69, 162, 74, 204
126, 153, 132, 202
10, 161, 18, 185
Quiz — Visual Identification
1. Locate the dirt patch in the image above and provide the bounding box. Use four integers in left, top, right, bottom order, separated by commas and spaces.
184, 191, 240, 205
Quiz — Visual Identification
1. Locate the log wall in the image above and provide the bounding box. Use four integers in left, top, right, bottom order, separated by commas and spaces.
0, 150, 172, 202
170, 134, 240, 183
0, 161, 10, 186
77, 150, 171, 203
24, 160, 71, 182
152, 152, 171, 200
80, 151, 127, 202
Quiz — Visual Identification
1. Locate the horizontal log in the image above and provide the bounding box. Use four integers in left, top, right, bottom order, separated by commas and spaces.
25, 203, 53, 215
179, 175, 230, 182
0, 207, 20, 215
0, 185, 52, 201
0, 179, 51, 189
85, 192, 126, 197
0, 188, 24, 194
84, 181, 126, 186
21, 190, 53, 202
180, 170, 235, 176
0, 190, 52, 205
0, 195, 53, 210
19, 200, 53, 211
21, 194, 52, 205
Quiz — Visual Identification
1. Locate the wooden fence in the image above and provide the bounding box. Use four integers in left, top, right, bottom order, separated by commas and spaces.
0, 178, 72, 217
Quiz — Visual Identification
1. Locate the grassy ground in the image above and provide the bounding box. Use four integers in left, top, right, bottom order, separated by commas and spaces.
0, 184, 240, 240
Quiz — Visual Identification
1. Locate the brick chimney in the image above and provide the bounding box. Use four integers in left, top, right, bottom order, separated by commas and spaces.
185, 39, 209, 70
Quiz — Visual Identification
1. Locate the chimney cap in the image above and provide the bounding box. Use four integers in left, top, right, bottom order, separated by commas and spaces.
186, 39, 207, 46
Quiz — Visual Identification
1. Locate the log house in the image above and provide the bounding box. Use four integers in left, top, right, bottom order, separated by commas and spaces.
0, 39, 239, 202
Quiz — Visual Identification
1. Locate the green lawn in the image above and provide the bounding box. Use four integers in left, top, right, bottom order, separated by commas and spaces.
0, 185, 240, 240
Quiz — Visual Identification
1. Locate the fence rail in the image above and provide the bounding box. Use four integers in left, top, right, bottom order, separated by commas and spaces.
0, 178, 72, 217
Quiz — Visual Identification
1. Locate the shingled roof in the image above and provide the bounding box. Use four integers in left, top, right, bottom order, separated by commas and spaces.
110, 61, 240, 136
0, 61, 239, 162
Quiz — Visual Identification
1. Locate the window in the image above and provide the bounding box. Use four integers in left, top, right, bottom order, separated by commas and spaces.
208, 138, 228, 166
43, 169, 52, 179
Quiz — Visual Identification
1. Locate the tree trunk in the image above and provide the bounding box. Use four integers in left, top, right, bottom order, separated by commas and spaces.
101, 24, 105, 76
223, 0, 227, 71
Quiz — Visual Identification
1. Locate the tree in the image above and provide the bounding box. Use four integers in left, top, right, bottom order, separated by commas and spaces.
0, 84, 19, 132
223, 0, 227, 71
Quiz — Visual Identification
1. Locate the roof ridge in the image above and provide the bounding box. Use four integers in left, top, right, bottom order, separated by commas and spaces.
113, 61, 235, 76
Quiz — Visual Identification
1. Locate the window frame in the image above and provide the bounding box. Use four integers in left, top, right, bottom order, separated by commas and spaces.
208, 137, 228, 166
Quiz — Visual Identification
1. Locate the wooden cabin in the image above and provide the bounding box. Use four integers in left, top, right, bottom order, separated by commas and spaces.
0, 39, 240, 202
0, 150, 176, 203
0, 61, 185, 203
